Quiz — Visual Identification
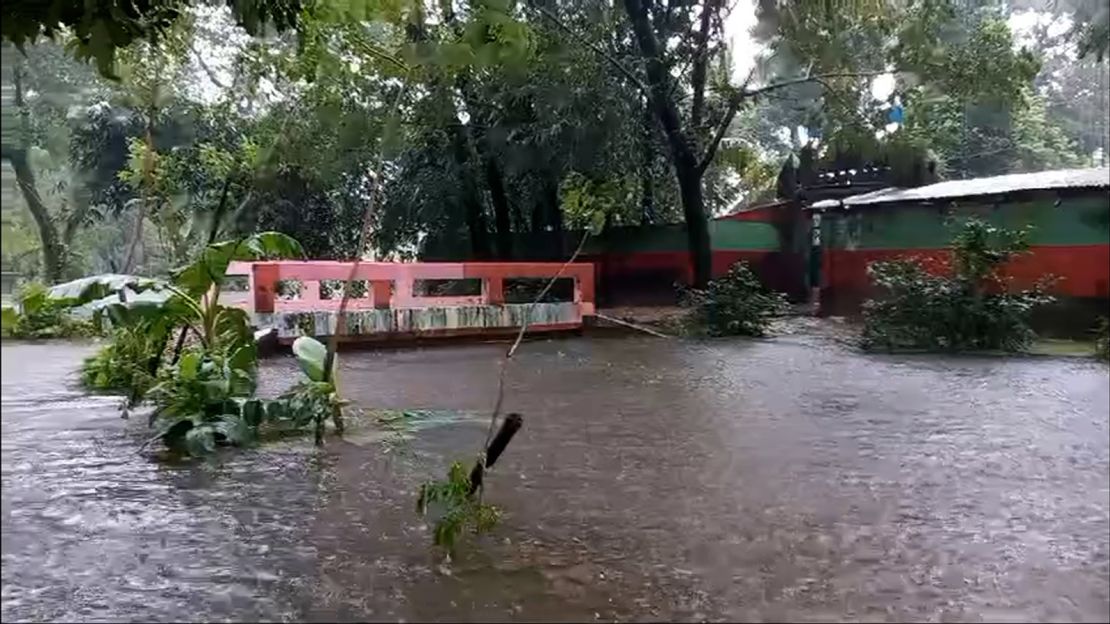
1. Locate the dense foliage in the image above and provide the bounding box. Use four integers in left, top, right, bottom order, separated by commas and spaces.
6, 0, 1101, 291
1, 283, 98, 338
80, 324, 160, 397
683, 262, 788, 337
861, 219, 1054, 352
46, 231, 348, 456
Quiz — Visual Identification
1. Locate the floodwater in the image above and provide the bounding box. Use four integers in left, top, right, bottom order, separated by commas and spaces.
2, 331, 1109, 622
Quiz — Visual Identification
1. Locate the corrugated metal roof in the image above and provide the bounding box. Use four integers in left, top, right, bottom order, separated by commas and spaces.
809, 167, 1110, 209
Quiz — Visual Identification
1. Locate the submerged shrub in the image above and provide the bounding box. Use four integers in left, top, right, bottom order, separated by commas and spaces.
683, 262, 788, 337
1096, 317, 1109, 361
862, 219, 1054, 352
2, 283, 98, 339
81, 325, 162, 398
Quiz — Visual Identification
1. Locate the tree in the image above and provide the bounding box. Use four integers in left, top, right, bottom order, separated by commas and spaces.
1, 41, 110, 282
743, 0, 1073, 182
1, 0, 297, 77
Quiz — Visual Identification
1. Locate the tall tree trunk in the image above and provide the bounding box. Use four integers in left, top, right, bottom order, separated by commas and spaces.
622, 0, 713, 286
8, 149, 65, 283
441, 0, 504, 260
675, 158, 712, 285
542, 173, 564, 259
689, 0, 719, 129
486, 157, 513, 259
452, 125, 491, 259
640, 98, 656, 224
9, 65, 64, 283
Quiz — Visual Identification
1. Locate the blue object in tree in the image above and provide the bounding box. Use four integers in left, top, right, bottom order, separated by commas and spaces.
889, 103, 904, 124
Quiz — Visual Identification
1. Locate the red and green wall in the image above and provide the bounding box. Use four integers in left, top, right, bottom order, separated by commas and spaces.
817, 192, 1110, 314
583, 219, 803, 303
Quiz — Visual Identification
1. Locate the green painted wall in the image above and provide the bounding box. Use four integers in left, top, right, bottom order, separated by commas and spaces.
822, 194, 1110, 250
592, 221, 779, 254
710, 220, 780, 251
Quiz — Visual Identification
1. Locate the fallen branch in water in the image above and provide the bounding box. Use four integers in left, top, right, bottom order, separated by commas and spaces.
593, 311, 673, 338
468, 412, 523, 497
420, 232, 590, 552
482, 231, 591, 455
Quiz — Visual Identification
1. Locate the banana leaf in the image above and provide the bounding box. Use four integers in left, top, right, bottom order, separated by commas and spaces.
47, 274, 166, 307
173, 231, 304, 298
292, 335, 333, 382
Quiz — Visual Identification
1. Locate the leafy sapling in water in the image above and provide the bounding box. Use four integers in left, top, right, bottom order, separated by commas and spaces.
417, 413, 523, 553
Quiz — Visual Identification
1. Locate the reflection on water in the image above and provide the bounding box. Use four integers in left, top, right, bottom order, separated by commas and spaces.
3, 335, 1109, 622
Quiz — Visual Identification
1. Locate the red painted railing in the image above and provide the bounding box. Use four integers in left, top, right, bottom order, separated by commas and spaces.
226, 261, 596, 317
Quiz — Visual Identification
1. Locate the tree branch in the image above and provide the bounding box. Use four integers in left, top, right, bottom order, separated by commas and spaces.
190, 43, 229, 90
741, 70, 888, 98
531, 3, 649, 95
697, 70, 888, 173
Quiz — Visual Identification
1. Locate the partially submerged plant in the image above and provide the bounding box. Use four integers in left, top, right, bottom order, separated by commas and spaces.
418, 413, 523, 553
81, 324, 162, 399
42, 232, 345, 457
417, 461, 502, 553
862, 219, 1054, 352
1, 283, 99, 339
281, 335, 345, 442
1096, 317, 1109, 362
682, 261, 788, 337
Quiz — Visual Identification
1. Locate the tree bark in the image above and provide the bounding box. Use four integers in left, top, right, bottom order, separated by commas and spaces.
441, 0, 505, 261
8, 65, 65, 283
622, 0, 713, 286
689, 0, 719, 130
8, 148, 65, 283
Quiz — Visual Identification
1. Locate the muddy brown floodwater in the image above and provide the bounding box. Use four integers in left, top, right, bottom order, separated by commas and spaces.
2, 331, 1109, 622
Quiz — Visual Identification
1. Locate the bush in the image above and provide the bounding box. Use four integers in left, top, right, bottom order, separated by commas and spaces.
861, 219, 1054, 352
1096, 317, 1109, 361
2, 283, 99, 339
683, 262, 788, 337
81, 325, 162, 398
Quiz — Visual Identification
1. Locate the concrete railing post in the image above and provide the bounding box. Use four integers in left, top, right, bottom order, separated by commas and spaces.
484, 276, 505, 305
251, 263, 279, 314
371, 280, 392, 310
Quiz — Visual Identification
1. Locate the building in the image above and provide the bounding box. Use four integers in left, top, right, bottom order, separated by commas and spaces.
807, 167, 1110, 323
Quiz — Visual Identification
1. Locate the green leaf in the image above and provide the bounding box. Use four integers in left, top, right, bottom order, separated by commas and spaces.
173, 232, 303, 298
214, 306, 254, 353
159, 418, 195, 452
292, 336, 331, 382
228, 343, 257, 376
179, 352, 201, 381
87, 289, 180, 328
19, 283, 47, 314
47, 274, 165, 307
237, 231, 304, 261
1, 306, 17, 333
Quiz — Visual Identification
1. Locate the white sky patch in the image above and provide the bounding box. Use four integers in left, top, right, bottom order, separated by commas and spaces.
724, 0, 761, 83
870, 72, 895, 101
1008, 9, 1074, 50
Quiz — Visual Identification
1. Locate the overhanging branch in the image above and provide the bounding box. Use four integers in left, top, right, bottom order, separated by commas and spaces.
531, 4, 649, 95
697, 70, 888, 173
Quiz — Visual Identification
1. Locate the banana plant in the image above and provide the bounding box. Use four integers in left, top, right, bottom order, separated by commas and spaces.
285, 335, 345, 444
48, 232, 304, 455
48, 232, 303, 358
